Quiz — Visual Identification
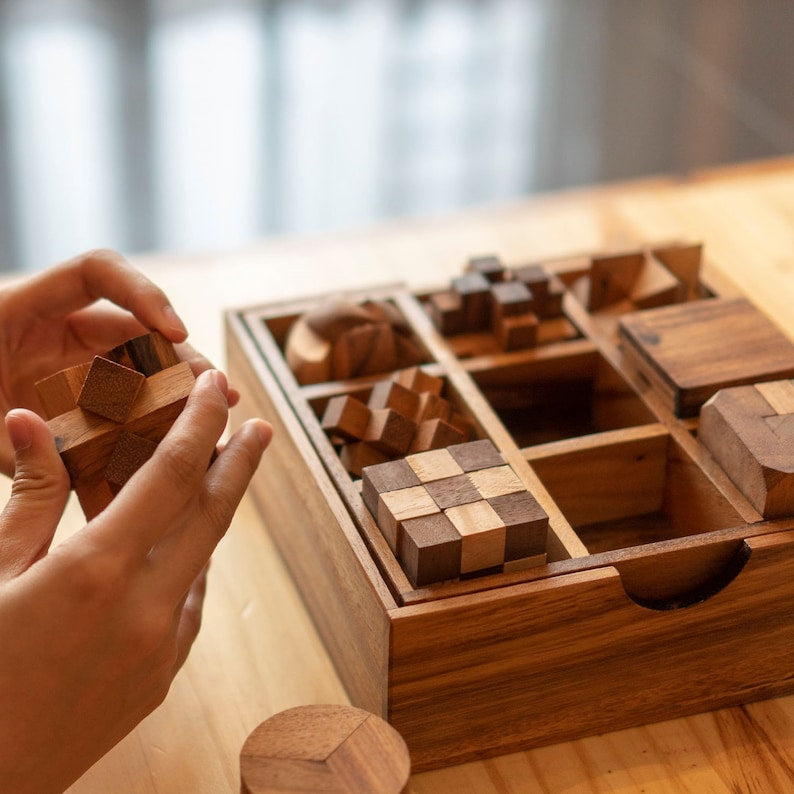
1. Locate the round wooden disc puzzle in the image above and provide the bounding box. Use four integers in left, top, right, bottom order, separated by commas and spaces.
240, 705, 411, 793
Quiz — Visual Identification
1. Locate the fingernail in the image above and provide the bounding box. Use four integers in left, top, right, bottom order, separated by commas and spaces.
5, 412, 31, 452
253, 419, 272, 449
203, 369, 228, 397
163, 305, 188, 338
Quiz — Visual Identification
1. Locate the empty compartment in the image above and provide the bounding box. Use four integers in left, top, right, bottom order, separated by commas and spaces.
526, 426, 746, 553
468, 340, 655, 447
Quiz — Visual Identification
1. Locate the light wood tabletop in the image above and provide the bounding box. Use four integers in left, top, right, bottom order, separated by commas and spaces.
6, 157, 794, 792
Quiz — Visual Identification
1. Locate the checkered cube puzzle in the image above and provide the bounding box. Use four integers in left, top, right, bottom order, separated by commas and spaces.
361, 439, 548, 587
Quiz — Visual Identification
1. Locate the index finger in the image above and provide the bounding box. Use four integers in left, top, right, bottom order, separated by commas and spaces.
88, 369, 231, 557
11, 249, 188, 343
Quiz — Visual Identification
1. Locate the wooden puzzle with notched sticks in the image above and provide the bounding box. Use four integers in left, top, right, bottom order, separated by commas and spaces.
226, 241, 794, 771
35, 331, 194, 519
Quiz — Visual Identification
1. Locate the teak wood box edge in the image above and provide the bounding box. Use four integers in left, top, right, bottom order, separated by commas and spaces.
225, 276, 794, 772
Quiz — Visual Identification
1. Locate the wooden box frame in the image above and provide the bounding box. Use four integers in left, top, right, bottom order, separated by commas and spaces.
225, 250, 794, 772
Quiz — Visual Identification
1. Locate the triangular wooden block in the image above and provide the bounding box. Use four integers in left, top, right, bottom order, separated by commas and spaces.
651, 242, 702, 299
588, 251, 645, 311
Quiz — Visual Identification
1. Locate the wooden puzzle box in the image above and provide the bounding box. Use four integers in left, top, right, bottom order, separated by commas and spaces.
225, 243, 794, 772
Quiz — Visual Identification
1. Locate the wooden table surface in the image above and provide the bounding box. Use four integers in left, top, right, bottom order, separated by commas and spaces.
9, 157, 794, 792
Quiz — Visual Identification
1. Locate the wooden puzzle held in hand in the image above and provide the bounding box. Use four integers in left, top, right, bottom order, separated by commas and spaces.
35, 332, 194, 519
227, 240, 794, 770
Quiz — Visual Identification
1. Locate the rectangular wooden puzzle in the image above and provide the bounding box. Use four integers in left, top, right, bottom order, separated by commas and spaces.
226, 242, 794, 771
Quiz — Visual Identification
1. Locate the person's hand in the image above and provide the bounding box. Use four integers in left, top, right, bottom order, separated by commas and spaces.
0, 248, 235, 476
0, 368, 271, 793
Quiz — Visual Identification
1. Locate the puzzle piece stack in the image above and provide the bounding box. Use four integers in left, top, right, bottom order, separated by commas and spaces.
425, 255, 567, 351
35, 331, 194, 519
321, 366, 472, 476
362, 440, 548, 587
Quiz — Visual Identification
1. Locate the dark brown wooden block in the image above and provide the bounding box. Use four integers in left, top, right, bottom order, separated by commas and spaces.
619, 297, 794, 417
77, 356, 145, 423
364, 409, 416, 456
490, 280, 534, 320
105, 431, 158, 487
399, 513, 462, 587
447, 439, 504, 472
35, 361, 93, 419
466, 255, 505, 283
452, 272, 492, 331
511, 264, 549, 302
427, 291, 464, 336
408, 418, 465, 453
240, 704, 411, 794
424, 473, 482, 510
539, 273, 566, 318
362, 458, 421, 517
495, 312, 539, 352
321, 395, 371, 442
488, 490, 549, 561
106, 330, 180, 376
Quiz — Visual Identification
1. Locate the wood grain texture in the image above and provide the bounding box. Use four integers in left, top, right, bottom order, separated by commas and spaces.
34, 360, 92, 419
35, 157, 794, 794
618, 297, 794, 417
240, 705, 410, 794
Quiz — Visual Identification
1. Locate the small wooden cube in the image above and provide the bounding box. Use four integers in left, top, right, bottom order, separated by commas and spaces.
377, 485, 440, 553
424, 473, 482, 510
427, 291, 465, 336
409, 419, 465, 454
393, 367, 444, 396
468, 465, 525, 499
444, 499, 506, 574
77, 356, 145, 424
321, 394, 371, 442
339, 442, 388, 477
364, 409, 417, 456
512, 264, 549, 302
452, 272, 492, 331
447, 439, 504, 472
495, 312, 539, 352
405, 448, 464, 483
368, 380, 421, 420
361, 458, 421, 517
35, 361, 93, 420
399, 513, 462, 587
488, 490, 549, 561
466, 255, 505, 283
415, 392, 452, 423
490, 280, 534, 320
539, 274, 566, 319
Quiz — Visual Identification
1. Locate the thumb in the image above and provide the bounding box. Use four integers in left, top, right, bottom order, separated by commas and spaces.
0, 409, 70, 580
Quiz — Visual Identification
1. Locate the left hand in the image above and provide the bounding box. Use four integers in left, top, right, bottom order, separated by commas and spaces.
0, 248, 236, 476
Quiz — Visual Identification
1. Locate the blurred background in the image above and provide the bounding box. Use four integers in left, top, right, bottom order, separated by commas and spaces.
0, 0, 792, 271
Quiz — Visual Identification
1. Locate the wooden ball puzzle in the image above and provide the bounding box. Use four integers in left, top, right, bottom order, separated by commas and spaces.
35, 331, 194, 519
226, 240, 794, 771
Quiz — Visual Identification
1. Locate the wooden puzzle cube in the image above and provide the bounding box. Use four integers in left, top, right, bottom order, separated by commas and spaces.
319, 367, 472, 475
361, 440, 548, 586
700, 379, 794, 518
428, 256, 567, 353
36, 331, 195, 519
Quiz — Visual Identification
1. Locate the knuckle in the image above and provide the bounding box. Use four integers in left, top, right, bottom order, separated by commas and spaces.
157, 442, 202, 494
